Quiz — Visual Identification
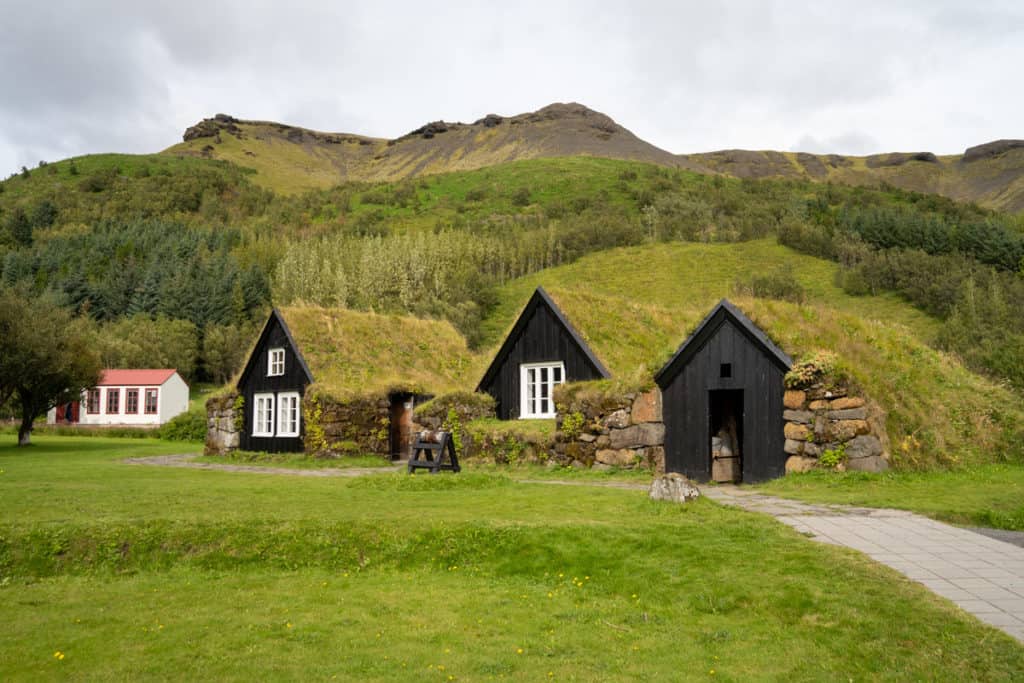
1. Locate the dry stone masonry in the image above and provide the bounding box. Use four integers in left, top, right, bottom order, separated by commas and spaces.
782, 385, 888, 473
205, 394, 240, 455
554, 388, 665, 473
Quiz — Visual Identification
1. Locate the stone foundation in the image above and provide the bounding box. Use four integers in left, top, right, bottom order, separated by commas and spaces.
307, 395, 392, 457
782, 384, 889, 473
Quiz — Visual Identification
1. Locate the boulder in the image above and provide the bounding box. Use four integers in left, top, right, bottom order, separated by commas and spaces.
830, 396, 865, 410
829, 419, 870, 443
604, 409, 630, 429
827, 408, 867, 421
784, 438, 805, 455
783, 390, 806, 410
845, 435, 883, 459
649, 473, 701, 503
609, 423, 665, 449
595, 448, 635, 467
631, 390, 662, 423
785, 455, 817, 474
783, 410, 813, 425
784, 423, 810, 441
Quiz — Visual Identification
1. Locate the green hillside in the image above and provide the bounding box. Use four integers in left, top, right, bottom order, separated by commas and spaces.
480, 240, 1024, 470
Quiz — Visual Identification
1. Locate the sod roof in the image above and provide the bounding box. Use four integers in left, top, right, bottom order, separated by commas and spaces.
273, 306, 476, 400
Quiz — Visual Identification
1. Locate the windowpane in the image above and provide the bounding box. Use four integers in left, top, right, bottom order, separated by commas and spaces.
106, 389, 120, 414
553, 366, 562, 383
125, 389, 139, 414
519, 362, 565, 419
144, 389, 158, 414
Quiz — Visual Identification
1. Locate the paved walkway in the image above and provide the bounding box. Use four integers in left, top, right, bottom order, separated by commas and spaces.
123, 453, 403, 478
703, 486, 1024, 643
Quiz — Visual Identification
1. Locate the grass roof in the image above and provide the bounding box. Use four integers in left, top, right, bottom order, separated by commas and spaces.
276, 306, 476, 400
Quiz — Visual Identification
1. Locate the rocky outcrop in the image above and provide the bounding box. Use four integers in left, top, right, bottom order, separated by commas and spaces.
962, 139, 1024, 163
184, 114, 240, 142
865, 151, 938, 168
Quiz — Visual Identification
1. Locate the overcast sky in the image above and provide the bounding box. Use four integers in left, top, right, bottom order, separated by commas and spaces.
1, 1, 1021, 175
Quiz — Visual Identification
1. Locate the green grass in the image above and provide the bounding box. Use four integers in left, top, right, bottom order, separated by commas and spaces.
757, 464, 1024, 530
1, 436, 1022, 680
192, 451, 395, 470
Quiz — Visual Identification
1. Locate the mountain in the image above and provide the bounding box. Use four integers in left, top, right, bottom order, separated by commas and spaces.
165, 104, 1024, 212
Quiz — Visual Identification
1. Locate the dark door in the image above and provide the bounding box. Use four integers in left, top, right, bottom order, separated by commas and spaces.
709, 389, 743, 483
389, 395, 414, 460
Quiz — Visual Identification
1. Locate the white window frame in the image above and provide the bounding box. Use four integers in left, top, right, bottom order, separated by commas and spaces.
268, 348, 285, 376
519, 361, 565, 419
277, 392, 301, 437
253, 393, 275, 437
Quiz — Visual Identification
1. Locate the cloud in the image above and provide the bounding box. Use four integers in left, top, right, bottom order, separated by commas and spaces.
0, 0, 1022, 174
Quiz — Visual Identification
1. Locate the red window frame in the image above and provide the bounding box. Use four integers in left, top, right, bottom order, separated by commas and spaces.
106, 388, 120, 414
125, 388, 140, 414
86, 388, 100, 414
144, 388, 159, 415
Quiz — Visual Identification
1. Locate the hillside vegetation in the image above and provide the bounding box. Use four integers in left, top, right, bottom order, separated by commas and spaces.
480, 241, 1024, 470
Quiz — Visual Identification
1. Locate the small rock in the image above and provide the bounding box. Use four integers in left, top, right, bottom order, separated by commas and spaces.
827, 408, 867, 421
846, 434, 883, 459
784, 423, 810, 441
785, 455, 817, 474
784, 438, 805, 455
579, 433, 596, 443
595, 448, 634, 467
829, 419, 870, 443
846, 455, 889, 473
609, 423, 665, 449
649, 473, 700, 503
783, 390, 806, 410
809, 399, 830, 411
604, 409, 630, 429
783, 410, 813, 425
830, 396, 865, 410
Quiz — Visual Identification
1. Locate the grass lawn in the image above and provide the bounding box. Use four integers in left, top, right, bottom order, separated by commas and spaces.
192, 451, 396, 470
757, 465, 1024, 531
1, 436, 1022, 680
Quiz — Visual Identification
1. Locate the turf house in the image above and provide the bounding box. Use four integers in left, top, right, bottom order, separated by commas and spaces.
477, 286, 610, 420
205, 307, 474, 458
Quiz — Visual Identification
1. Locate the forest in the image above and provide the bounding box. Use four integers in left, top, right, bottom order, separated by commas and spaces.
1, 154, 1022, 391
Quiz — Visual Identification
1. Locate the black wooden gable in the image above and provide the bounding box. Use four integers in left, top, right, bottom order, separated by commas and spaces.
655, 299, 791, 388
477, 287, 610, 420
237, 309, 314, 390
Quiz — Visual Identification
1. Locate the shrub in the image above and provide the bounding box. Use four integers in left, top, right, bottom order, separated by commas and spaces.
734, 265, 806, 303
159, 407, 207, 442
785, 350, 844, 389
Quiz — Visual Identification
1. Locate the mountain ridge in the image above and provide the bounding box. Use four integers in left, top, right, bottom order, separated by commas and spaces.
165, 103, 1024, 211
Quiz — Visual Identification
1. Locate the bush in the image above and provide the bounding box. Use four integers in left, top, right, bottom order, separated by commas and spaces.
733, 265, 806, 303
159, 407, 207, 441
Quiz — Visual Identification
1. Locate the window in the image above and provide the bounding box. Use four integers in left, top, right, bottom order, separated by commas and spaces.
106, 388, 120, 414
720, 363, 732, 379
519, 362, 564, 419
253, 393, 275, 437
125, 388, 140, 414
86, 388, 100, 414
268, 348, 285, 376
144, 388, 159, 415
277, 392, 301, 437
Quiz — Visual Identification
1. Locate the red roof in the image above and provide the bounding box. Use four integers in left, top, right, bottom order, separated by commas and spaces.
97, 369, 178, 386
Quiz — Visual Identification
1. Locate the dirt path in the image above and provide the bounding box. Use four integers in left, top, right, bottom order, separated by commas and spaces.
123, 453, 403, 478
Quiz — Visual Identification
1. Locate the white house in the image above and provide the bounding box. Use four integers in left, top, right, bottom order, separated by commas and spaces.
47, 369, 190, 427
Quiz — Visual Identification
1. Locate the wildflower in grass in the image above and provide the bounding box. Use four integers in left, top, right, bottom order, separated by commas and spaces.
286, 622, 293, 629
517, 648, 524, 654
53, 651, 65, 660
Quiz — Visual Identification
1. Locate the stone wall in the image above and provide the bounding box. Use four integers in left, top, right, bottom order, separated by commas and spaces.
554, 387, 665, 472
306, 395, 391, 457
782, 384, 889, 473
205, 394, 240, 455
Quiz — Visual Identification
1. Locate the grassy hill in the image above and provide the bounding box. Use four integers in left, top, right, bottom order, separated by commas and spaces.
479, 240, 1024, 470
161, 104, 1024, 212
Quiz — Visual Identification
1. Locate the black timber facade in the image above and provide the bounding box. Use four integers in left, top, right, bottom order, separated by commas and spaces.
478, 287, 610, 420
236, 310, 314, 453
655, 300, 792, 483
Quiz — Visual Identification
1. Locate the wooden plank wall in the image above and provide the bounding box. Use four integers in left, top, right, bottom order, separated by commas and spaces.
239, 317, 308, 453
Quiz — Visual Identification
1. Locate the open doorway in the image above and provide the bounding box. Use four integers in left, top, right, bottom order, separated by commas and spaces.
709, 390, 743, 483
389, 393, 415, 461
